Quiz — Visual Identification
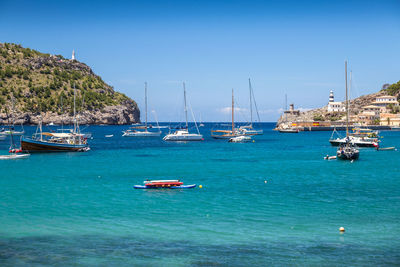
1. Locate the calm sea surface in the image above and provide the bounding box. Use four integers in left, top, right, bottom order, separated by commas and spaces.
0, 123, 399, 266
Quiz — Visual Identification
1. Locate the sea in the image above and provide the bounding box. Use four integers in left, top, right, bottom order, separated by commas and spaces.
0, 123, 399, 266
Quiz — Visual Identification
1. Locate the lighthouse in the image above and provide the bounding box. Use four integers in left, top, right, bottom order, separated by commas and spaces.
329, 90, 334, 103
72, 49, 75, 60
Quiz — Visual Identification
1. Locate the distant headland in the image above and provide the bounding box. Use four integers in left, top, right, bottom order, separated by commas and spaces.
0, 43, 140, 125
276, 81, 400, 130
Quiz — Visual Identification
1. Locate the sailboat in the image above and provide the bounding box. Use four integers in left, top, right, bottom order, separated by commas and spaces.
123, 82, 161, 137
238, 79, 263, 135
21, 84, 90, 152
211, 89, 240, 139
336, 61, 359, 160
163, 83, 203, 141
0, 96, 25, 136
0, 109, 29, 159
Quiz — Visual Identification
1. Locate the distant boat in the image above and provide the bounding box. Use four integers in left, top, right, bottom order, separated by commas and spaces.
105, 134, 114, 138
0, 107, 30, 159
336, 61, 359, 161
163, 83, 203, 141
228, 135, 252, 143
0, 134, 6, 141
21, 84, 90, 152
329, 127, 378, 147
123, 82, 161, 137
211, 89, 240, 139
238, 79, 263, 136
134, 179, 196, 189
0, 95, 25, 136
278, 128, 300, 133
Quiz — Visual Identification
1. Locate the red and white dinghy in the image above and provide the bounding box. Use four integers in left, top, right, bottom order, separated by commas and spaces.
134, 180, 196, 189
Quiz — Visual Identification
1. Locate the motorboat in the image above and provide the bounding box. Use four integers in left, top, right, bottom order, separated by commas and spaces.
228, 135, 252, 143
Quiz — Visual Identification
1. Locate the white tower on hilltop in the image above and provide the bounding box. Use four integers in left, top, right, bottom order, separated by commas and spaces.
72, 49, 75, 60
329, 90, 334, 103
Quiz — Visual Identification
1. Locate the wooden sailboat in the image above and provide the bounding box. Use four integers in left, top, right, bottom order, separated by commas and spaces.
336, 61, 359, 160
123, 82, 161, 137
211, 89, 240, 139
21, 84, 90, 152
163, 82, 203, 141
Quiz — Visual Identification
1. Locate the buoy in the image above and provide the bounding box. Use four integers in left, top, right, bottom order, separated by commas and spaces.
339, 227, 345, 232
199, 185, 203, 188
253, 140, 255, 143
264, 180, 267, 184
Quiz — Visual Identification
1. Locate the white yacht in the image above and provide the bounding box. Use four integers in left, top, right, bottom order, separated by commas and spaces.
163, 83, 203, 142
122, 82, 161, 137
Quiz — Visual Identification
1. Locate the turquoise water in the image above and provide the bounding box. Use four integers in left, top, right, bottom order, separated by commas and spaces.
1, 123, 399, 266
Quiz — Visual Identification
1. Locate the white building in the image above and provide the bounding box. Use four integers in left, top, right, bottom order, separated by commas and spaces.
327, 90, 345, 112
371, 95, 398, 108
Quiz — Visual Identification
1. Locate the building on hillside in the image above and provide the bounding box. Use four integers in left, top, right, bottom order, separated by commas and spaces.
362, 105, 384, 114
72, 49, 75, 60
380, 113, 400, 126
284, 103, 300, 116
327, 90, 345, 112
372, 95, 399, 108
358, 111, 380, 125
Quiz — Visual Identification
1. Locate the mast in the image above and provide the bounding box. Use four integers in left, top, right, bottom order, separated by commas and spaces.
183, 82, 188, 129
345, 60, 349, 138
249, 78, 253, 127
232, 88, 235, 134
285, 93, 288, 122
145, 82, 148, 130
73, 83, 77, 133
60, 94, 64, 131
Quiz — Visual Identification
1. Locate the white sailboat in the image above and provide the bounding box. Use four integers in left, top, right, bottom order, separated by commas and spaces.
336, 60, 359, 160
239, 78, 263, 135
0, 96, 24, 136
163, 83, 203, 141
123, 82, 161, 137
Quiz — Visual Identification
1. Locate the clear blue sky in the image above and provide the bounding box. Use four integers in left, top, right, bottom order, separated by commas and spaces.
1, 0, 399, 122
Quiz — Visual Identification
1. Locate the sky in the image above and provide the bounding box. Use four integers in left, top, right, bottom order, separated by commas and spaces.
1, 0, 399, 122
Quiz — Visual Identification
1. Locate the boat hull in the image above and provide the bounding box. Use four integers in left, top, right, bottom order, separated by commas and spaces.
163, 134, 203, 141
329, 139, 377, 147
0, 153, 30, 159
134, 184, 196, 189
337, 151, 359, 160
21, 138, 89, 152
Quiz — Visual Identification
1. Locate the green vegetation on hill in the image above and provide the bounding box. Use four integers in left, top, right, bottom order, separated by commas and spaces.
0, 43, 135, 114
384, 80, 400, 98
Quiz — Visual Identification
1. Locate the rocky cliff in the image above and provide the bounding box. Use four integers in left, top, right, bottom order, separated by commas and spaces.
0, 43, 140, 125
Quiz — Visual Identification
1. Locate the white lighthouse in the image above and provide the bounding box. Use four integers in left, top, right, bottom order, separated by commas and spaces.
329, 90, 334, 103
72, 49, 75, 60
327, 90, 345, 112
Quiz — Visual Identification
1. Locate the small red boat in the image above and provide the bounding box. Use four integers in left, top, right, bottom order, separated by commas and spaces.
134, 180, 196, 189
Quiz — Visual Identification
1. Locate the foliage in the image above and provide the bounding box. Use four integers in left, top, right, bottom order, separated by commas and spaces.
313, 114, 325, 121
384, 80, 400, 97
0, 42, 136, 114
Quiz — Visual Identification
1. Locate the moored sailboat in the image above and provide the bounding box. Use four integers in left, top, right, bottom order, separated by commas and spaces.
123, 82, 161, 137
163, 83, 203, 141
238, 79, 263, 136
211, 89, 240, 139
21, 85, 90, 152
336, 61, 359, 160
